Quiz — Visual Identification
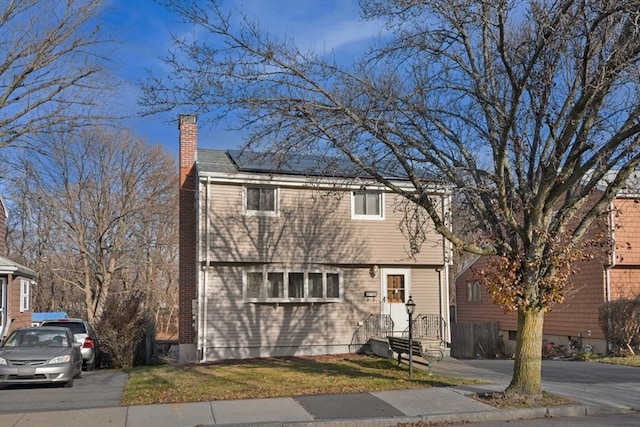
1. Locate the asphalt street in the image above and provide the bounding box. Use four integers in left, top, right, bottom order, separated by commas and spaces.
0, 357, 638, 427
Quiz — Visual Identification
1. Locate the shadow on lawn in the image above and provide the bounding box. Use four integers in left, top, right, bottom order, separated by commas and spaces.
198, 353, 470, 387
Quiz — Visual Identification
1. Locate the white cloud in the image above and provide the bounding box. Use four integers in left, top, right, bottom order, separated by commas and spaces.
101, 0, 388, 151
232, 0, 385, 52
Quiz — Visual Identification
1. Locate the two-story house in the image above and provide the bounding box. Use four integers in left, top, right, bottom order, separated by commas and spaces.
0, 195, 37, 340
177, 115, 453, 362
454, 176, 640, 357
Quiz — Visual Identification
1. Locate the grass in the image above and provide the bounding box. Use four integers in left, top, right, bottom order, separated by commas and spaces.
592, 354, 640, 367
121, 353, 482, 406
121, 352, 640, 407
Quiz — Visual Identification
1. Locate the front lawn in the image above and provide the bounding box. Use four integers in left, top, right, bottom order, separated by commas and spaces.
121, 353, 481, 406
593, 354, 640, 367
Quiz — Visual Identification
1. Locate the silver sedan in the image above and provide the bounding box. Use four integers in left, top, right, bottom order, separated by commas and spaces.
0, 326, 83, 388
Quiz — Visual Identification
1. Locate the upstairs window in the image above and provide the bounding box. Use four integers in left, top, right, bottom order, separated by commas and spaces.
352, 191, 383, 219
467, 281, 482, 303
244, 186, 278, 216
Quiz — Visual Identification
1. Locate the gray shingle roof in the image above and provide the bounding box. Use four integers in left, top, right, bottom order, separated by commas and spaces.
196, 149, 237, 174
0, 255, 36, 278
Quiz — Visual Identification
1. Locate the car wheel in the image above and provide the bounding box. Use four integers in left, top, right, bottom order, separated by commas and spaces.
74, 368, 82, 379
64, 378, 74, 388
86, 362, 95, 371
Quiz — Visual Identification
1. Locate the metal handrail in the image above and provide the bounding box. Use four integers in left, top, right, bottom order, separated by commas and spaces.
401, 313, 448, 343
349, 314, 394, 353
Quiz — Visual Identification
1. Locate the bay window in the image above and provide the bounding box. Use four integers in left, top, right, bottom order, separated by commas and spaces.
243, 268, 342, 302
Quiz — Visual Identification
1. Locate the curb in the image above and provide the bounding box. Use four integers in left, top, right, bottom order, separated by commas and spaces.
208, 405, 636, 427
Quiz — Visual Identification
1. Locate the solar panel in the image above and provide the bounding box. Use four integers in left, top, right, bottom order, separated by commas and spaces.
226, 149, 408, 179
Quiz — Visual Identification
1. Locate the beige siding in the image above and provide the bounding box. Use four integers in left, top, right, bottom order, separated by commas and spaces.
195, 177, 451, 360
201, 265, 445, 359
409, 268, 441, 315
200, 182, 447, 267
202, 267, 383, 359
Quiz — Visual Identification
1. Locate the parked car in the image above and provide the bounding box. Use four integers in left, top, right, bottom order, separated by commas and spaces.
0, 326, 82, 388
41, 318, 102, 371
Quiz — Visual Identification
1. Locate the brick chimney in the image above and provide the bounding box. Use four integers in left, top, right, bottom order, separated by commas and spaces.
179, 115, 198, 186
178, 115, 197, 355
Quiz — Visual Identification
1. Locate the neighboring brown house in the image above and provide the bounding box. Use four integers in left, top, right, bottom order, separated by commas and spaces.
454, 177, 640, 356
0, 196, 37, 340
177, 115, 453, 362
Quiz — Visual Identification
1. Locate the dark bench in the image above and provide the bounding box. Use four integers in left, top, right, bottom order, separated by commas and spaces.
388, 336, 436, 375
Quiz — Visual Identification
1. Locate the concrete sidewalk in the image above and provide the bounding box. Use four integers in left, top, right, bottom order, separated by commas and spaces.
1, 358, 636, 427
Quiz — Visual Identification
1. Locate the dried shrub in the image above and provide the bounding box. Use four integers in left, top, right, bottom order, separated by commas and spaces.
96, 290, 154, 368
599, 297, 640, 356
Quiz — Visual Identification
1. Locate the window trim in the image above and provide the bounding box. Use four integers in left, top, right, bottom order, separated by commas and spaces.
0, 277, 6, 328
351, 190, 384, 220
20, 279, 30, 312
243, 267, 343, 303
467, 280, 482, 303
243, 185, 279, 217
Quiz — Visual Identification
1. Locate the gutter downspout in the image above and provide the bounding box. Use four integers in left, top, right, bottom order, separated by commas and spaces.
199, 177, 211, 363
440, 193, 453, 343
604, 201, 616, 353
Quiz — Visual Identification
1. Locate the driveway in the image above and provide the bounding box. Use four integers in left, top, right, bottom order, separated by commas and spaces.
455, 359, 640, 409
0, 370, 129, 414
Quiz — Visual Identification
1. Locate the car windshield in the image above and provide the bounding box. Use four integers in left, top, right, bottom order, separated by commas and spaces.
42, 321, 86, 334
3, 330, 69, 348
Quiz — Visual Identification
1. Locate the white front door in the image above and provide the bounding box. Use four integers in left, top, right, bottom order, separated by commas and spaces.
380, 268, 411, 336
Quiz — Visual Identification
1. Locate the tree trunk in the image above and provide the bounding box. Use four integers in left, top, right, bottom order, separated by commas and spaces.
506, 308, 544, 397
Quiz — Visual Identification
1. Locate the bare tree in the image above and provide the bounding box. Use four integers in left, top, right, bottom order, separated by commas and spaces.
0, 0, 112, 151
6, 127, 178, 327
141, 0, 640, 397
5, 170, 85, 314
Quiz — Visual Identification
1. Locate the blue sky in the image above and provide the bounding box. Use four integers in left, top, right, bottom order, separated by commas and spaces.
101, 0, 385, 157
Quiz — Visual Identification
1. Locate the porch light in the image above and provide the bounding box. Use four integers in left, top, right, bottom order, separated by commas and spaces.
406, 295, 416, 379
405, 295, 416, 315
369, 265, 379, 278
